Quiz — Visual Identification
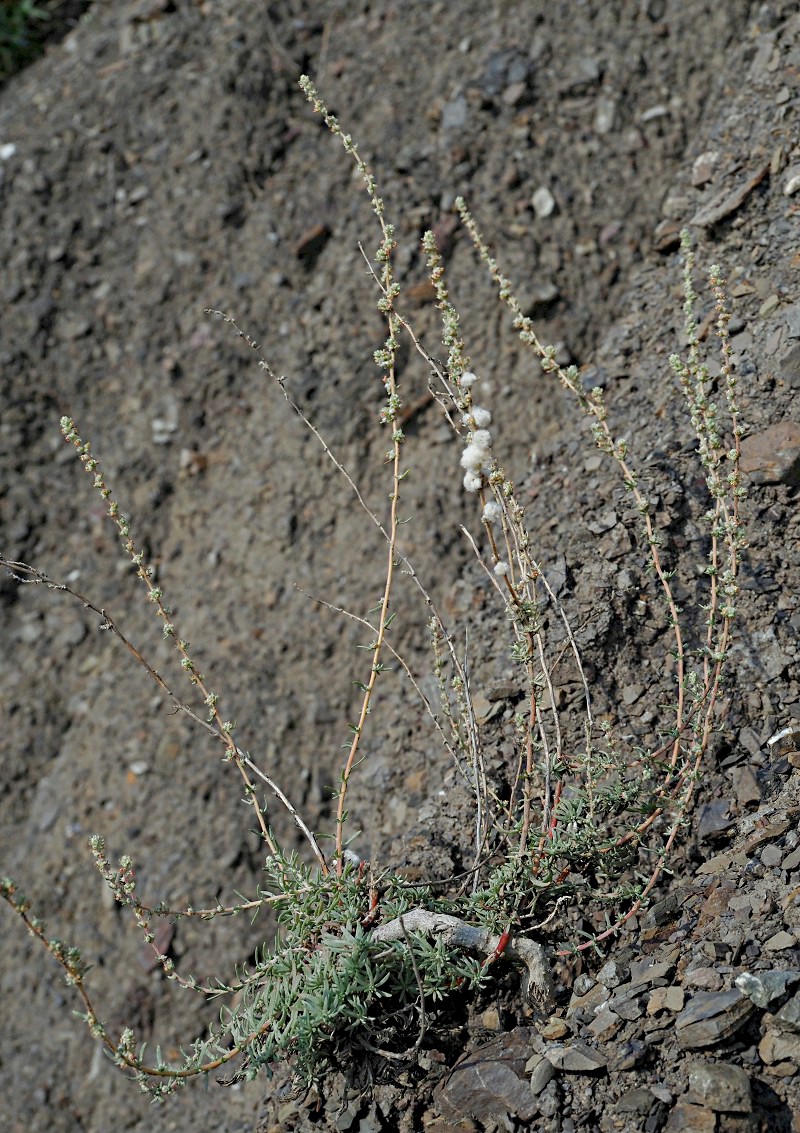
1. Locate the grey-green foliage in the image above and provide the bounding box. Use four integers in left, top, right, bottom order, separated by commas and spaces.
0, 76, 745, 1098
106, 851, 490, 1092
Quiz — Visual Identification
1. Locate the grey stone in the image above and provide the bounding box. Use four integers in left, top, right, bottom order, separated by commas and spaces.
616, 1087, 655, 1115
777, 990, 800, 1033
433, 1028, 538, 1121
608, 1040, 648, 1071
572, 973, 596, 996
536, 1080, 560, 1118
594, 95, 617, 135
664, 1100, 717, 1132
761, 843, 785, 868
566, 981, 609, 1019
441, 95, 467, 130
697, 799, 734, 841
733, 765, 762, 808
529, 1057, 555, 1095
759, 1028, 800, 1066
608, 988, 645, 1021
596, 958, 627, 988
675, 989, 756, 1049
740, 421, 800, 487
531, 186, 556, 218
764, 930, 798, 952
585, 1007, 622, 1041
687, 1060, 752, 1113
735, 970, 800, 1009
684, 967, 723, 992
544, 1040, 607, 1073
629, 950, 678, 985
778, 341, 800, 388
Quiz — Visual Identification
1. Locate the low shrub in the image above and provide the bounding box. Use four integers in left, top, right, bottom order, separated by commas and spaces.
0, 77, 746, 1097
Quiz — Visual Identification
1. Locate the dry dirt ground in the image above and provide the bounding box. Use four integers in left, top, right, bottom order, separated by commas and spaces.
2, 2, 800, 1131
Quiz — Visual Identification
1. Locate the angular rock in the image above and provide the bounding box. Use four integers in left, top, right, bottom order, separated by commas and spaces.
761, 843, 784, 868
572, 974, 596, 997
735, 970, 800, 1009
585, 1006, 623, 1042
608, 1039, 648, 1072
758, 1028, 800, 1067
664, 1100, 716, 1133
608, 987, 645, 1021
684, 967, 723, 992
616, 1087, 656, 1116
675, 989, 756, 1049
647, 985, 685, 1015
566, 981, 610, 1020
629, 949, 678, 986
740, 421, 800, 487
433, 1029, 537, 1122
539, 1017, 570, 1041
596, 957, 628, 988
776, 990, 800, 1033
543, 1040, 607, 1073
763, 930, 797, 952
536, 1079, 561, 1119
686, 1060, 752, 1112
697, 799, 735, 841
